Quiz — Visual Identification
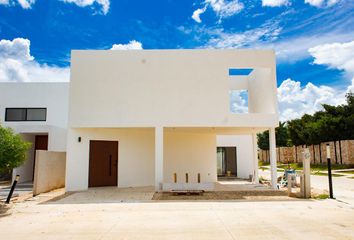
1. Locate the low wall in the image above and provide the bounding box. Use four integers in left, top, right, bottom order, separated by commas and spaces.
33, 150, 66, 196
259, 140, 354, 165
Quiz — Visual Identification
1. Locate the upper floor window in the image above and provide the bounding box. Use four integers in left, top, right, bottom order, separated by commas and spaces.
5, 108, 47, 121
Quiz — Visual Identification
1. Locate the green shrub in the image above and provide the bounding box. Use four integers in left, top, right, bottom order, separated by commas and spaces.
0, 125, 31, 172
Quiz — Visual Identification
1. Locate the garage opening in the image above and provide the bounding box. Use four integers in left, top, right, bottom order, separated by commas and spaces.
89, 140, 118, 187
217, 147, 237, 179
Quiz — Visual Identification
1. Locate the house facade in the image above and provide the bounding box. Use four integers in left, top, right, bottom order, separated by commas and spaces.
66, 49, 279, 191
0, 49, 279, 191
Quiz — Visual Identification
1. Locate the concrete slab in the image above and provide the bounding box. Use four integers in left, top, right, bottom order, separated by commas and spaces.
51, 186, 155, 204
1, 195, 354, 239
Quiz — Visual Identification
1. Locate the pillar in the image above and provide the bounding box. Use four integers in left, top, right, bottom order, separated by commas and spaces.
269, 127, 277, 189
252, 133, 259, 184
155, 126, 164, 191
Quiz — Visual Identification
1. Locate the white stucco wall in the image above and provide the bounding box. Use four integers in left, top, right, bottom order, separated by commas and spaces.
0, 82, 69, 151
164, 131, 217, 184
66, 128, 155, 191
0, 82, 69, 182
69, 50, 278, 128
217, 135, 254, 179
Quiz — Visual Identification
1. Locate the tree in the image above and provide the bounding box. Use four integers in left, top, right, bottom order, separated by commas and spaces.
257, 122, 291, 150
0, 125, 31, 172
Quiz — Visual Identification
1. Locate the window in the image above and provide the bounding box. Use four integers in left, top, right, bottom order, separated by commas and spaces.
230, 90, 248, 113
5, 108, 47, 121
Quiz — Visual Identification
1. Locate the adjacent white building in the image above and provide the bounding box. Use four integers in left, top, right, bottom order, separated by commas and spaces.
0, 82, 69, 183
0, 49, 279, 191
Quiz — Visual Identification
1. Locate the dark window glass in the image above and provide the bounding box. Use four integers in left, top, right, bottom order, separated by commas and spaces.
27, 109, 46, 121
5, 108, 46, 121
5, 109, 26, 121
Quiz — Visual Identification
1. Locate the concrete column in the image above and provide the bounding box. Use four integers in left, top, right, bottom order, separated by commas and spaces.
252, 133, 259, 184
269, 127, 277, 189
155, 126, 164, 192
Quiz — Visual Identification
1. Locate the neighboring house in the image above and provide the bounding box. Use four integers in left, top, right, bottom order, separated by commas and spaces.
66, 49, 279, 191
0, 82, 69, 183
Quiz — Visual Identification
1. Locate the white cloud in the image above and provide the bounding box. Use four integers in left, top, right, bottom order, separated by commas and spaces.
305, 0, 339, 7
277, 40, 354, 121
277, 78, 345, 121
230, 90, 248, 113
309, 40, 354, 92
0, 38, 69, 82
262, 0, 289, 7
110, 40, 143, 50
0, 0, 110, 14
309, 40, 354, 74
17, 0, 35, 9
192, 7, 206, 23
0, 0, 35, 8
191, 0, 243, 23
205, 19, 282, 48
61, 0, 110, 14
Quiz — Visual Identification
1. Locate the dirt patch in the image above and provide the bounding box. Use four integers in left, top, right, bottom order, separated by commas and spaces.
0, 202, 12, 217
153, 190, 288, 201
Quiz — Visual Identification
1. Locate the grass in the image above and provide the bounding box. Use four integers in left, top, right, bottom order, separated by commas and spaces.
258, 161, 270, 167
312, 172, 345, 177
337, 170, 354, 174
259, 166, 267, 171
313, 194, 329, 200
347, 176, 354, 179
275, 162, 354, 172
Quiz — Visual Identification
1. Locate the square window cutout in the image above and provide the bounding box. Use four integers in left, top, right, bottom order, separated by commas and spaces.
230, 90, 248, 113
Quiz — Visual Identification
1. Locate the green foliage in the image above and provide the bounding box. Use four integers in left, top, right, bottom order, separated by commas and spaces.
257, 121, 290, 150
0, 125, 31, 172
258, 92, 354, 149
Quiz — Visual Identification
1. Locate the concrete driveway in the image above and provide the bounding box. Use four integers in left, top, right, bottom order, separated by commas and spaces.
1, 188, 354, 240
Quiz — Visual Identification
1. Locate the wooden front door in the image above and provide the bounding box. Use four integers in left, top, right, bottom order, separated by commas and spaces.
89, 140, 118, 187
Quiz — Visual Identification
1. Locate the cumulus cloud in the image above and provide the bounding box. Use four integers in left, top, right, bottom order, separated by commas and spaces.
262, 0, 289, 7
277, 79, 345, 121
61, 0, 110, 14
191, 0, 244, 23
309, 40, 354, 92
305, 0, 339, 7
0, 0, 35, 8
110, 40, 143, 50
276, 40, 354, 121
0, 38, 69, 82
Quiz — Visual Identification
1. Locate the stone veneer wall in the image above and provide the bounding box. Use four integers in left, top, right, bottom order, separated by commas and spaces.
259, 140, 354, 165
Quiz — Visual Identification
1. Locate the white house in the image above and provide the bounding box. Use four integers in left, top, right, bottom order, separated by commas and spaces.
0, 49, 279, 192
66, 49, 279, 191
0, 82, 69, 183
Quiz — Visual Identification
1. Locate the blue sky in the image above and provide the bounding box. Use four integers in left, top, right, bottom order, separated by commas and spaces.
0, 0, 353, 120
